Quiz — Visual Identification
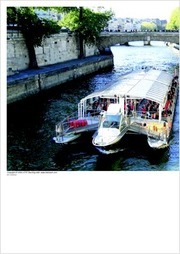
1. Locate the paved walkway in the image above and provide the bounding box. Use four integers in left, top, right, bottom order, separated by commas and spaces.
7, 55, 113, 83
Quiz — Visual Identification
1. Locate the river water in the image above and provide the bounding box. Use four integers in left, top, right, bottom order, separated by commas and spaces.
7, 42, 179, 171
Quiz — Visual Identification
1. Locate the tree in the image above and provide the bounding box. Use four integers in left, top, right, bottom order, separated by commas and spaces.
7, 6, 113, 66
58, 7, 113, 58
40, 7, 86, 58
166, 7, 180, 30
141, 21, 157, 31
7, 7, 60, 69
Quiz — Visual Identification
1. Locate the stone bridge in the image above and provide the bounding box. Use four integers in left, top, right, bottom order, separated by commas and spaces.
98, 31, 179, 49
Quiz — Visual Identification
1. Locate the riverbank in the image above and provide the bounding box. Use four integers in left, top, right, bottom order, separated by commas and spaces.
7, 54, 114, 104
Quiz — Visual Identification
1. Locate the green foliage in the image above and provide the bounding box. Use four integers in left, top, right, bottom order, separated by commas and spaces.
7, 7, 113, 65
7, 7, 61, 69
58, 7, 113, 45
141, 21, 157, 31
39, 7, 78, 13
7, 7, 60, 47
166, 7, 180, 30
59, 10, 79, 30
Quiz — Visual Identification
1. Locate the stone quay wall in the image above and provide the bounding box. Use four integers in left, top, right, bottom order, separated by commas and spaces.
7, 30, 114, 104
7, 30, 99, 76
7, 55, 114, 104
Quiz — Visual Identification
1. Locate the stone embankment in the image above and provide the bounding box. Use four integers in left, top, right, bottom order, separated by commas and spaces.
7, 54, 114, 104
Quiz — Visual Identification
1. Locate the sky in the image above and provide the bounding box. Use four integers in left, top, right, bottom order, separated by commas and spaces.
91, 0, 179, 20
2, 1, 179, 20
44, 0, 179, 21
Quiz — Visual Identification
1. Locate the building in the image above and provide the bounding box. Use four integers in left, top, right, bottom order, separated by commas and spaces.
106, 15, 167, 32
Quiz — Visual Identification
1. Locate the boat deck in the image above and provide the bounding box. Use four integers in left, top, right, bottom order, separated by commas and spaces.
53, 69, 179, 148
66, 122, 99, 134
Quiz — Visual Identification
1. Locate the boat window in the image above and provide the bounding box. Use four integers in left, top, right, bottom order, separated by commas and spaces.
103, 121, 119, 128
106, 114, 120, 122
103, 115, 120, 128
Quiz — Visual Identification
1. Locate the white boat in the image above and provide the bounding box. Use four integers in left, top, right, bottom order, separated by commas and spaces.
53, 69, 178, 152
92, 69, 179, 152
92, 103, 129, 149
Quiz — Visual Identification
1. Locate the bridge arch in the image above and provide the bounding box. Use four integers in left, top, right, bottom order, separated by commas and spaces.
98, 32, 179, 49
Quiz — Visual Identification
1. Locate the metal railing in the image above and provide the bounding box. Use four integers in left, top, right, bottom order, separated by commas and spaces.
147, 125, 169, 141
55, 112, 100, 136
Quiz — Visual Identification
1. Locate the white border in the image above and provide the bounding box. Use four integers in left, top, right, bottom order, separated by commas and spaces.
1, 1, 180, 254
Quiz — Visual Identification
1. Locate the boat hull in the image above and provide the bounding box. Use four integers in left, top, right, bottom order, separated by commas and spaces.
53, 133, 81, 144
147, 137, 169, 149
92, 130, 127, 154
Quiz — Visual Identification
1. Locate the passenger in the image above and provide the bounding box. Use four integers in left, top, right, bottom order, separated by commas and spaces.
141, 106, 146, 116
162, 110, 167, 117
168, 91, 173, 100
171, 87, 175, 95
130, 101, 134, 110
167, 109, 172, 116
102, 102, 107, 111
97, 104, 102, 112
146, 111, 151, 118
87, 103, 93, 115
127, 104, 132, 116
135, 100, 139, 111
150, 104, 156, 118
107, 99, 111, 108
87, 103, 92, 110
93, 101, 98, 110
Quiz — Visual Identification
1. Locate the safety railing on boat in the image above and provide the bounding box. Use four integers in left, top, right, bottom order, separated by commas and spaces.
126, 110, 160, 120
128, 115, 170, 140
55, 112, 100, 136
147, 124, 169, 141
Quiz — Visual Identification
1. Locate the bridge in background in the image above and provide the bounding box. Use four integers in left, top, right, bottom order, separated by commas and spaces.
98, 31, 179, 48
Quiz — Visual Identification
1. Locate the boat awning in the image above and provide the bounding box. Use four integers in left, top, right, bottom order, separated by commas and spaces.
81, 70, 173, 105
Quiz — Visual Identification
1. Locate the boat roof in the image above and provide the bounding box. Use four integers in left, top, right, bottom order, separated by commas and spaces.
81, 69, 173, 104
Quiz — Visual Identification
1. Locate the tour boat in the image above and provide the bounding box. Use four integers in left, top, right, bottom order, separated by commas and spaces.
92, 69, 178, 152
53, 69, 178, 152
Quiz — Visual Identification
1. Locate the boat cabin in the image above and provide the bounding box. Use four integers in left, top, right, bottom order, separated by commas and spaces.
54, 69, 178, 149
78, 69, 174, 123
